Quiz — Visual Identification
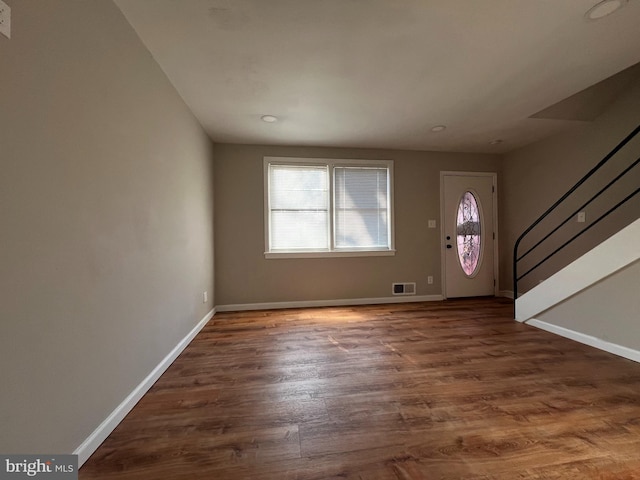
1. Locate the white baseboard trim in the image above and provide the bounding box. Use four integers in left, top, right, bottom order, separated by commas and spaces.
216, 295, 444, 312
74, 307, 216, 467
527, 318, 640, 364
499, 290, 514, 299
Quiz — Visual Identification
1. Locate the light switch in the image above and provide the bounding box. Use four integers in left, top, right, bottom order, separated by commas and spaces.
0, 0, 11, 40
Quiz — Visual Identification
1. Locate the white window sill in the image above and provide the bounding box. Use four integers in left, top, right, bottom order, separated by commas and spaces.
265, 249, 396, 259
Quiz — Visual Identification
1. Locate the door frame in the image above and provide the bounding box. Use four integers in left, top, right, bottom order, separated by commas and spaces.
440, 171, 499, 299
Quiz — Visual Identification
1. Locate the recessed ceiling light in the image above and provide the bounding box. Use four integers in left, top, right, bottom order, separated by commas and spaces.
585, 0, 627, 20
261, 115, 278, 123
431, 125, 446, 132
490, 139, 504, 145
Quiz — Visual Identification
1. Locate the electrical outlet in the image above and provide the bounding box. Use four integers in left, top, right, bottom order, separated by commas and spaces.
427, 276, 433, 284
577, 211, 586, 223
0, 0, 11, 40
428, 219, 436, 228
203, 291, 208, 303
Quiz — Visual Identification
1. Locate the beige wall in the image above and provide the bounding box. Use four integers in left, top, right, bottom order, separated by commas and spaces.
0, 0, 214, 454
537, 259, 640, 352
500, 79, 640, 295
214, 144, 500, 306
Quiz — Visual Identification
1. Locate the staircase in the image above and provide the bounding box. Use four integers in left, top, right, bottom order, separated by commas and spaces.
513, 125, 640, 361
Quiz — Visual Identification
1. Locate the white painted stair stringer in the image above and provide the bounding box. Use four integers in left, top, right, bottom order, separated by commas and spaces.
515, 218, 640, 322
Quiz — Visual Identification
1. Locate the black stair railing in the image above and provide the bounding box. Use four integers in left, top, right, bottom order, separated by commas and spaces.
513, 124, 640, 300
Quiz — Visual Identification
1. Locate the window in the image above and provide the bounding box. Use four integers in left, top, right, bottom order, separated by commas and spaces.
334, 167, 389, 249
265, 157, 394, 258
269, 164, 329, 250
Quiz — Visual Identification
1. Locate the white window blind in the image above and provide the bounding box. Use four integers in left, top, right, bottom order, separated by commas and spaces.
265, 157, 394, 258
269, 164, 329, 250
334, 167, 389, 249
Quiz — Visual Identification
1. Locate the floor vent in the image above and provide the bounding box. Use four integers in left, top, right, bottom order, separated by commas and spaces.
392, 282, 416, 296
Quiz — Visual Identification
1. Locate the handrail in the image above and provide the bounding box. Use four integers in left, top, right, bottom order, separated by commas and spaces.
517, 157, 640, 263
513, 124, 640, 299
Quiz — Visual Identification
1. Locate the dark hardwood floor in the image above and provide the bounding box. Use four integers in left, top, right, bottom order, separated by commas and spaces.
80, 298, 640, 479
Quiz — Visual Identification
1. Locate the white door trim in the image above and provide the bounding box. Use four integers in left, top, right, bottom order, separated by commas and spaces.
440, 171, 499, 299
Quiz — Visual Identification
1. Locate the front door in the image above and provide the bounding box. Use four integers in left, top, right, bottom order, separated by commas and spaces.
441, 172, 496, 298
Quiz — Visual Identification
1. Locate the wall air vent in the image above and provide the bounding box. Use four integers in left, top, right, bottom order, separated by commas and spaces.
392, 282, 416, 296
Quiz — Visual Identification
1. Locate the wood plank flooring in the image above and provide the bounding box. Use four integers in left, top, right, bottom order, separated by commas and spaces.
80, 298, 640, 479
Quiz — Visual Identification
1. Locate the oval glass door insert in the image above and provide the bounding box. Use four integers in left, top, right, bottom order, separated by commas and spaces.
456, 191, 482, 276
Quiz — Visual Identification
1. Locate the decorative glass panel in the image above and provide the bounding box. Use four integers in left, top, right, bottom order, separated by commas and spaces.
456, 191, 482, 276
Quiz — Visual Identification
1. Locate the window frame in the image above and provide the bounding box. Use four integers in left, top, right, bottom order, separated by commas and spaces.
264, 157, 395, 259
